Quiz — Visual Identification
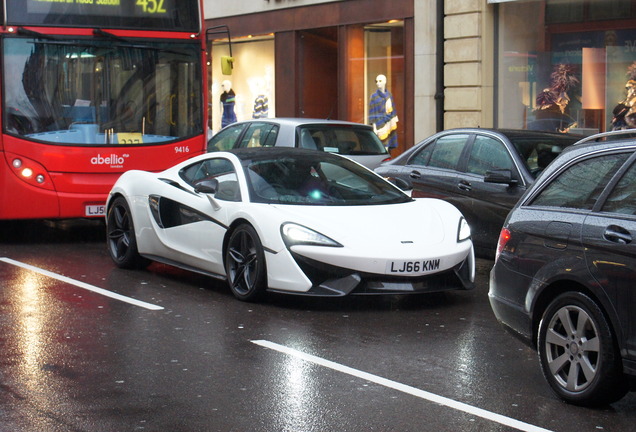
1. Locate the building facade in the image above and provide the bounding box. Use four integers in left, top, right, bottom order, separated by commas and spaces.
205, 0, 636, 153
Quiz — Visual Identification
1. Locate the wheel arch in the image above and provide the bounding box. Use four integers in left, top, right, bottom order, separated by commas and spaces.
530, 279, 623, 352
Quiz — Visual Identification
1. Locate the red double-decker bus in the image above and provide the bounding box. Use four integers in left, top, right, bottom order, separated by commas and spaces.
0, 0, 207, 219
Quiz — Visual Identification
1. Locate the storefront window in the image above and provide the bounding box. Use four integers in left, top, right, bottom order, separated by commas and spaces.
343, 21, 404, 151
209, 36, 275, 134
497, 0, 636, 135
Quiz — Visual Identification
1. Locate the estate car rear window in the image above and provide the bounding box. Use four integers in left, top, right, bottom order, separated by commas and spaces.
297, 126, 387, 155
529, 153, 630, 209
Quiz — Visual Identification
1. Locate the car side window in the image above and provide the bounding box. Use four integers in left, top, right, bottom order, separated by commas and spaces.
466, 136, 513, 176
530, 153, 629, 209
602, 160, 636, 215
238, 123, 279, 148
207, 123, 245, 152
410, 134, 469, 168
179, 158, 241, 201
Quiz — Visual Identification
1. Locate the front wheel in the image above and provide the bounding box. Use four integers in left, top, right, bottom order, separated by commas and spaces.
537, 292, 627, 406
106, 196, 149, 269
225, 224, 267, 302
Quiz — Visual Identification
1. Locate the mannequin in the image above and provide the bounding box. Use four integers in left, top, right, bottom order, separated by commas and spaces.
220, 80, 237, 128
369, 74, 398, 150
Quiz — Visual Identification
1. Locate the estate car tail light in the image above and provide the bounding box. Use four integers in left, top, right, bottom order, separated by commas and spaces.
495, 227, 512, 263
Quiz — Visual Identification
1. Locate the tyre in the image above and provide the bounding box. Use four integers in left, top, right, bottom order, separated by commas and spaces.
225, 224, 267, 301
537, 292, 628, 406
106, 196, 149, 269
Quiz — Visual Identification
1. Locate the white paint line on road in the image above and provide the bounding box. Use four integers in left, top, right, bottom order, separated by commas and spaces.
252, 339, 554, 432
0, 257, 163, 311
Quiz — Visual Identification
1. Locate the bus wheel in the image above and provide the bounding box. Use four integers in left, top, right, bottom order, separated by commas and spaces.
106, 196, 149, 269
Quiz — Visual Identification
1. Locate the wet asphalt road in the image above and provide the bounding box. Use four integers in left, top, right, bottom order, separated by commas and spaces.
0, 219, 635, 432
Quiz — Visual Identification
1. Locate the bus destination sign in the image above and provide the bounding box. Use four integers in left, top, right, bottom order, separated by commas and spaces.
26, 0, 173, 17
6, 0, 199, 32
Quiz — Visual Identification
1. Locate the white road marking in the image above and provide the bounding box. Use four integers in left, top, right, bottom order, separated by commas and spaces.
0, 257, 163, 311
252, 339, 554, 432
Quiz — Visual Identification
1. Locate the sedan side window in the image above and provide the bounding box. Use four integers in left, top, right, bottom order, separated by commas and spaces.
207, 123, 245, 152
180, 158, 241, 201
530, 153, 629, 209
412, 134, 469, 169
602, 161, 636, 215
238, 123, 279, 148
466, 136, 513, 176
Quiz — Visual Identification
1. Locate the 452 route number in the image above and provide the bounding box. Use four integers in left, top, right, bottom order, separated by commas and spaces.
136, 0, 167, 14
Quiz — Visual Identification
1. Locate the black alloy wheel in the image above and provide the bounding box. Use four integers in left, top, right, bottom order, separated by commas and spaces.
106, 196, 149, 269
537, 292, 628, 406
225, 224, 267, 301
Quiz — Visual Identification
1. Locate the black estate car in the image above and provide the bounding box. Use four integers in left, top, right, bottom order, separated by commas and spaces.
489, 130, 636, 406
375, 129, 580, 256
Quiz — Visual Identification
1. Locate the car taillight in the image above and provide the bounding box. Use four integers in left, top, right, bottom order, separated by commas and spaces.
382, 156, 392, 162
495, 227, 511, 263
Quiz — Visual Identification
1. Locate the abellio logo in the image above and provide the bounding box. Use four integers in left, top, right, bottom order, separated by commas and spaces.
90, 153, 130, 168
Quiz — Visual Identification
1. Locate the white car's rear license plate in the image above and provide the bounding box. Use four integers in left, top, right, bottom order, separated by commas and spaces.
85, 205, 105, 217
387, 259, 441, 274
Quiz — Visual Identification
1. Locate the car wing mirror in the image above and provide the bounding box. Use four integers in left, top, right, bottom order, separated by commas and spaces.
392, 177, 413, 192
484, 169, 517, 185
194, 179, 222, 210
194, 179, 219, 194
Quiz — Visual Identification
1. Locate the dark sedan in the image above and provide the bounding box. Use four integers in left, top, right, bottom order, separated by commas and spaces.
489, 131, 636, 406
375, 129, 580, 256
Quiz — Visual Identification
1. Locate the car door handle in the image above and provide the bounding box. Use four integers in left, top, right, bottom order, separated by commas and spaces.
457, 180, 472, 191
604, 225, 632, 244
409, 170, 421, 179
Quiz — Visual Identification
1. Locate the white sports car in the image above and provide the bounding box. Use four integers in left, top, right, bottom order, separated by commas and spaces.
106, 147, 475, 301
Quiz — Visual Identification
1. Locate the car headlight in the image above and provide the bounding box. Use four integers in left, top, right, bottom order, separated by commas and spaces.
281, 223, 342, 247
457, 217, 471, 242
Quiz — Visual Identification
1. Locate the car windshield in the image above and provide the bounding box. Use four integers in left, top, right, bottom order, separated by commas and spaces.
3, 36, 202, 146
297, 125, 387, 155
506, 134, 578, 178
246, 154, 409, 205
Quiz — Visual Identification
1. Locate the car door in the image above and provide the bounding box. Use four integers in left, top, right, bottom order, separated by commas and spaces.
458, 134, 526, 252
150, 156, 242, 275
404, 133, 470, 205
582, 155, 636, 359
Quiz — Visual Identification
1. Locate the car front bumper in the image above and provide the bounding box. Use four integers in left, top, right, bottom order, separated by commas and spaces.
269, 251, 475, 296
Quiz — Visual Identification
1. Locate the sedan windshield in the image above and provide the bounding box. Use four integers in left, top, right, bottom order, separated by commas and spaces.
246, 154, 409, 205
3, 36, 202, 146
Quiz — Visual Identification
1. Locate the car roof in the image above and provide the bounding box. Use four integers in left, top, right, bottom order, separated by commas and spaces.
226, 146, 349, 163
228, 117, 373, 129
434, 127, 582, 140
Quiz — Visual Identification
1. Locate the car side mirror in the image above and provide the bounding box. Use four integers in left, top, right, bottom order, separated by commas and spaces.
392, 177, 413, 192
195, 179, 222, 210
194, 179, 219, 194
484, 169, 517, 185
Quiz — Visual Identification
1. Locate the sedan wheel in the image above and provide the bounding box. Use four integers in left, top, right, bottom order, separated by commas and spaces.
225, 224, 267, 301
106, 196, 149, 269
537, 292, 627, 406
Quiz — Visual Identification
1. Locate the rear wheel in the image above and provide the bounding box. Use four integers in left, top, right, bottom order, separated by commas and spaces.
106, 196, 149, 269
225, 224, 267, 302
537, 292, 627, 406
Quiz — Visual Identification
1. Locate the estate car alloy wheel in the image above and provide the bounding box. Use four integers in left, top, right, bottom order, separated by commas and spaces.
537, 292, 628, 406
225, 224, 267, 301
106, 196, 149, 269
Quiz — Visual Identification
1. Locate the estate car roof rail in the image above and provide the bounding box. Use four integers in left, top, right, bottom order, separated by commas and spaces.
575, 129, 636, 145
